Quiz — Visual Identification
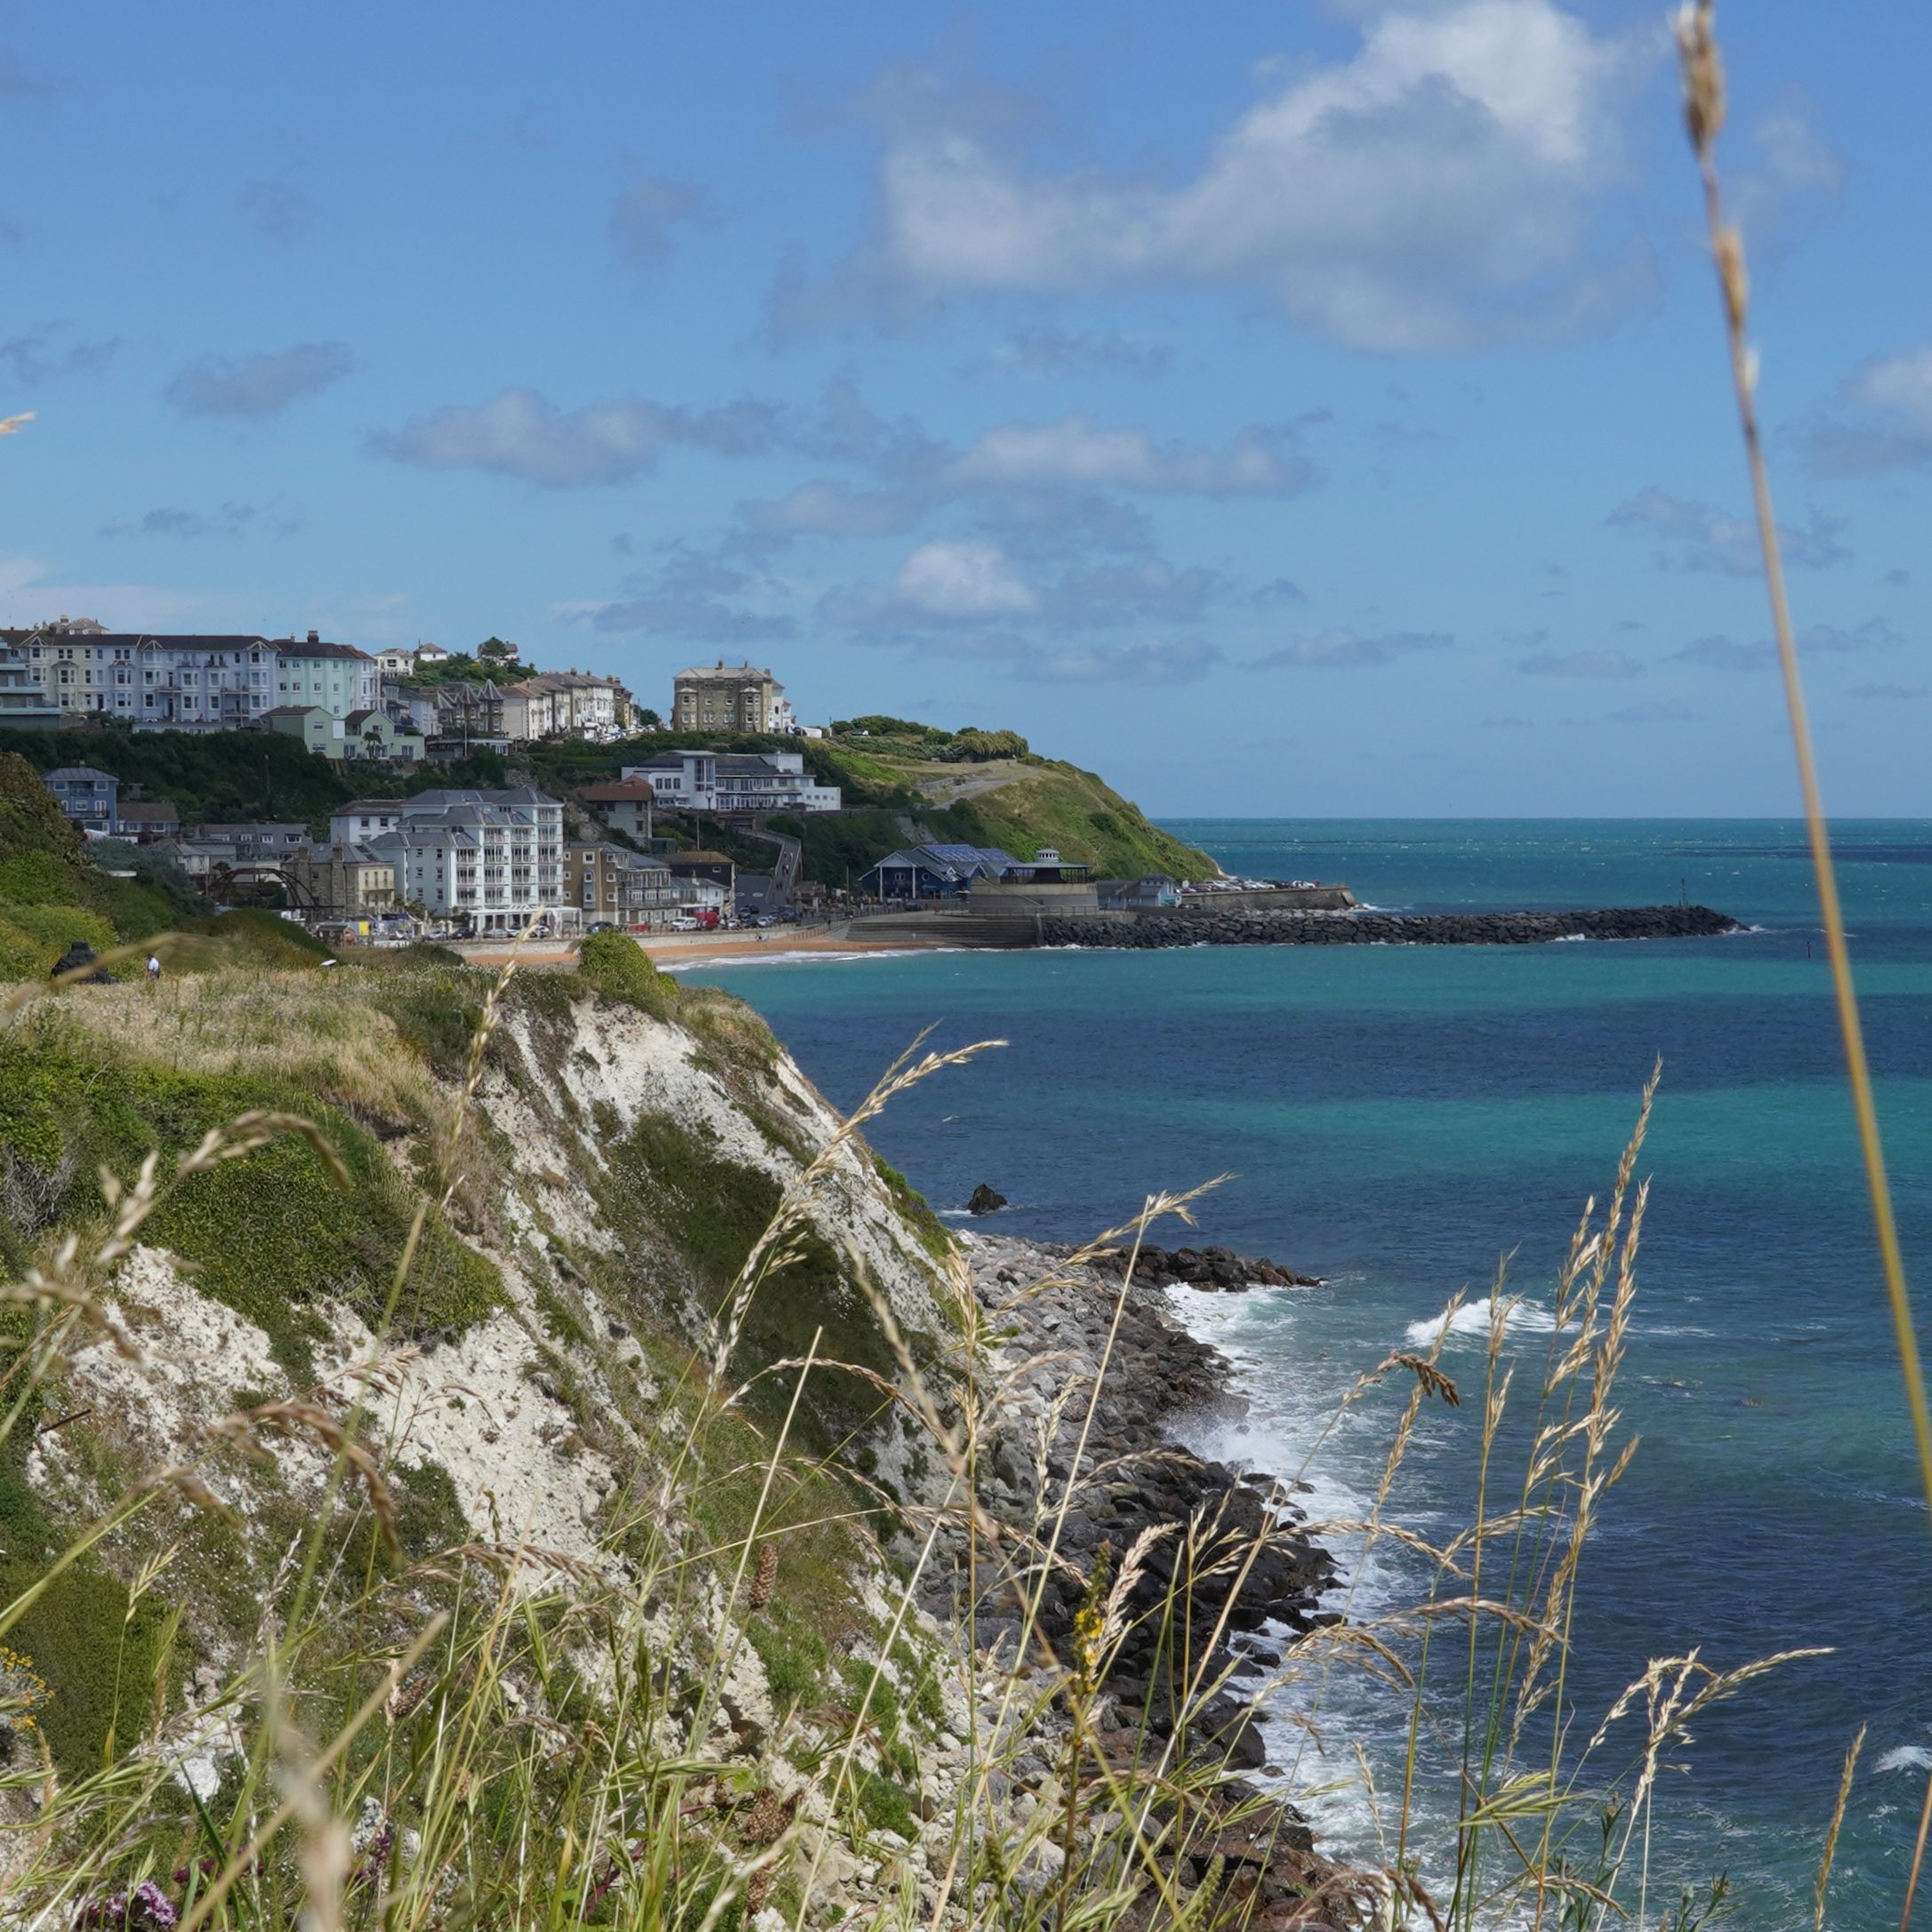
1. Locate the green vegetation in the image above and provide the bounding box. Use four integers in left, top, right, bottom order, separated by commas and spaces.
576, 926, 677, 1018
4, 694, 1212, 890
0, 941, 1832, 1929
0, 751, 184, 974
2, 729, 350, 828
0, 1028, 501, 1378
596, 1108, 899, 1445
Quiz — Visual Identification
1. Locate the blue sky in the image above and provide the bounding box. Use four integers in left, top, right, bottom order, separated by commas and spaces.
2, 1, 1927, 816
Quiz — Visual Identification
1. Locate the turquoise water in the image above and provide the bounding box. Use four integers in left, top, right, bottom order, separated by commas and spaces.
680, 820, 1932, 1927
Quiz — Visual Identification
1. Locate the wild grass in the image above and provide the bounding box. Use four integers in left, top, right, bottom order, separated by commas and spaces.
0, 12, 1912, 1926
0, 930, 1850, 1930
44, 970, 439, 1128
1678, 4, 1931, 1918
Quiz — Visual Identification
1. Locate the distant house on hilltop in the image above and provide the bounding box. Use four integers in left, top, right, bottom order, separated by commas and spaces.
672, 660, 789, 734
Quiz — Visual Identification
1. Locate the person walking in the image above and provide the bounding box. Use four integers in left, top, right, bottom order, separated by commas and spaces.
145, 952, 162, 985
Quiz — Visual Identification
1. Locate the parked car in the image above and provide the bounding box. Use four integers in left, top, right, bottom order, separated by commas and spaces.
585, 922, 617, 934
670, 915, 704, 931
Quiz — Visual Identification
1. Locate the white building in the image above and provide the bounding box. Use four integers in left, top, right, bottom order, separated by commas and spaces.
141, 638, 279, 728
0, 624, 281, 728
620, 749, 840, 814
501, 671, 632, 742
328, 797, 412, 845
368, 787, 568, 934
0, 643, 60, 728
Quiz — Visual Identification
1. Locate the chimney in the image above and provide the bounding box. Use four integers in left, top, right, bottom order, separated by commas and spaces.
307, 629, 319, 644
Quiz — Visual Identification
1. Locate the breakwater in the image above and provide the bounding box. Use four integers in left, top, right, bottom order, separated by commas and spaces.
1038, 903, 1740, 948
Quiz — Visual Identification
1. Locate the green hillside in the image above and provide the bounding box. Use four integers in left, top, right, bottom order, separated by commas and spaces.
4, 716, 1219, 886
0, 751, 328, 978
0, 753, 180, 976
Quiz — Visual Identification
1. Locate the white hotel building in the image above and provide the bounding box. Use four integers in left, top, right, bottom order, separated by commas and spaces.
344, 788, 568, 933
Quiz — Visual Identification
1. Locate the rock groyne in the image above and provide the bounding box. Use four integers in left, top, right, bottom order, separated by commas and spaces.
1039, 903, 1741, 949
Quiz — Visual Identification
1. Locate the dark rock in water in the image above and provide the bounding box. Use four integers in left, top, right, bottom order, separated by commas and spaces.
50, 942, 111, 985
1089, 1240, 1323, 1292
967, 1182, 1008, 1215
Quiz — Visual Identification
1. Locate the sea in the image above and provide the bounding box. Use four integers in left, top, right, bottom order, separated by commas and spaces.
677, 819, 1932, 1929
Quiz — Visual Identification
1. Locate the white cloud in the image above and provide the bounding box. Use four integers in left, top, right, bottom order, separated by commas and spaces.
0, 554, 225, 630
1607, 698, 1693, 724
741, 478, 926, 537
1252, 627, 1450, 669
1516, 648, 1642, 678
894, 540, 1035, 617
810, 0, 1643, 350
990, 326, 1171, 377
375, 390, 664, 485
372, 388, 787, 487
1805, 348, 1932, 476
1607, 487, 1848, 575
167, 342, 353, 417
946, 415, 1305, 495
1018, 640, 1221, 685
1673, 618, 1902, 672
1732, 92, 1843, 260
1856, 350, 1932, 425
1, 320, 119, 384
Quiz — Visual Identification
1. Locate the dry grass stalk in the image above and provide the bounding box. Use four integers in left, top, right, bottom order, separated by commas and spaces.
1676, 0, 1932, 1580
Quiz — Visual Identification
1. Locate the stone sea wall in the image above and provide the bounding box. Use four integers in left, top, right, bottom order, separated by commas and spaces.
1038, 903, 1741, 949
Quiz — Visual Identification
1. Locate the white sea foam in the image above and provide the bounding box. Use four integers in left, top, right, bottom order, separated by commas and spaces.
1405, 1294, 1560, 1346
1879, 1744, 1932, 1774
1161, 1282, 1473, 1883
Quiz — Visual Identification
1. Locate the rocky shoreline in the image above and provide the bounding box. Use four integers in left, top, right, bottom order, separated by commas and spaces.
1087, 1240, 1323, 1292
1038, 903, 1741, 949
934, 1231, 1348, 1916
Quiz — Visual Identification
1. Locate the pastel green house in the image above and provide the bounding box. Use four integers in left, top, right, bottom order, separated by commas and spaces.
343, 709, 425, 763
264, 704, 336, 757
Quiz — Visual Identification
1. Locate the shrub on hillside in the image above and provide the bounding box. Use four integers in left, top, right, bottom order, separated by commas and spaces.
577, 928, 676, 1018
0, 906, 123, 980
949, 727, 1029, 761
831, 714, 951, 744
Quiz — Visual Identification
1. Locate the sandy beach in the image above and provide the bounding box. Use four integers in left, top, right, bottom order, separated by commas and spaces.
449, 922, 923, 970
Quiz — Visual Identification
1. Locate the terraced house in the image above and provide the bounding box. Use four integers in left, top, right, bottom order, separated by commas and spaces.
1, 621, 281, 729
272, 631, 379, 719
1, 619, 375, 734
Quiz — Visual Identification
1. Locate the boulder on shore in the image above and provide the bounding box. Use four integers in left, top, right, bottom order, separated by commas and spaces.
967, 1182, 1008, 1215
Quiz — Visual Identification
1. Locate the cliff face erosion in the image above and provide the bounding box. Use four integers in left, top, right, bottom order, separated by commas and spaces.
0, 944, 1340, 1927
